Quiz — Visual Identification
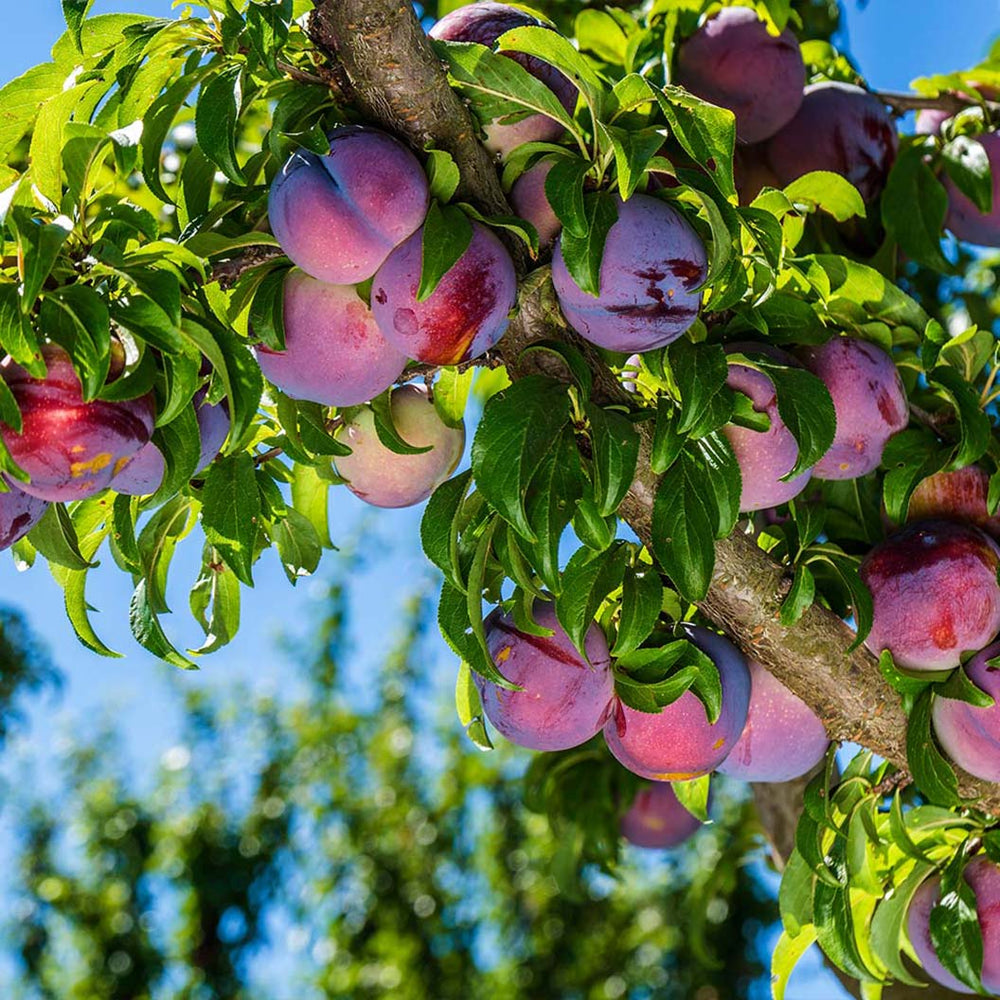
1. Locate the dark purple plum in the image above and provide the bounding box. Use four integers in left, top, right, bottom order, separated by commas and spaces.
620, 780, 703, 849
195, 392, 229, 473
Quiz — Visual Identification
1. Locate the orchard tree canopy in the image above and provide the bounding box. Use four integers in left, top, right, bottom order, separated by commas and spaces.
3, 0, 1000, 996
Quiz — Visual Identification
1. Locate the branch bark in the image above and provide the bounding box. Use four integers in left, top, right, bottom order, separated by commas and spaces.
874, 88, 1000, 117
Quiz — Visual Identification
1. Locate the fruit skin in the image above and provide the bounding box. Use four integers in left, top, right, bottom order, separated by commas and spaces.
723, 352, 812, 511
906, 856, 1000, 994
428, 2, 577, 158
510, 159, 562, 251
551, 194, 707, 353
764, 82, 898, 202
620, 780, 703, 849
371, 221, 517, 365
860, 520, 1000, 672
0, 482, 48, 551
676, 6, 805, 144
475, 599, 614, 752
797, 336, 907, 481
195, 393, 230, 473
333, 384, 465, 508
931, 640, 1000, 782
268, 126, 429, 285
943, 132, 1000, 246
1, 345, 155, 502
603, 624, 751, 780
906, 466, 1000, 539
734, 144, 782, 204
716, 660, 828, 782
255, 271, 407, 407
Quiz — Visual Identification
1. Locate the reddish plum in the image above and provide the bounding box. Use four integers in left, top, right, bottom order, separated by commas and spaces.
620, 781, 703, 849
907, 466, 1000, 539
510, 159, 561, 251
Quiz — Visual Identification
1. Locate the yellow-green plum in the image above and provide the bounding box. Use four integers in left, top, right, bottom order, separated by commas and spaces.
475, 600, 614, 752
333, 384, 464, 508
906, 857, 1000, 994
428, 3, 577, 158
717, 661, 828, 782
797, 336, 907, 480
677, 6, 805, 144
906, 466, 1000, 539
860, 521, 1000, 672
932, 640, 1000, 782
1, 345, 155, 502
510, 160, 561, 251
943, 132, 1000, 247
603, 625, 751, 780
0, 482, 48, 550
764, 83, 898, 202
255, 271, 406, 406
551, 194, 707, 353
268, 127, 429, 284
371, 222, 517, 365
620, 780, 704, 849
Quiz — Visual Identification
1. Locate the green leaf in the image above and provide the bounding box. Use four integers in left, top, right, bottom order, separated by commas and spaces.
812, 877, 875, 982
572, 496, 616, 551
557, 190, 618, 298
455, 660, 493, 750
418, 201, 474, 302
438, 581, 511, 686
129, 578, 196, 670
27, 503, 94, 571
0, 63, 65, 166
906, 688, 960, 807
930, 853, 986, 992
650, 400, 684, 475
195, 63, 246, 185
189, 545, 241, 655
771, 926, 818, 1000
421, 470, 473, 593
612, 565, 662, 657
784, 171, 867, 222
201, 454, 261, 586
12, 213, 72, 314
604, 125, 664, 201
780, 849, 817, 938
882, 146, 950, 271
672, 774, 710, 822
425, 148, 461, 203
668, 339, 729, 436
586, 404, 639, 517
110, 494, 141, 576
290, 462, 332, 549
780, 562, 816, 626
869, 861, 936, 986
370, 390, 434, 456
942, 135, 993, 214
881, 430, 950, 525
39, 286, 111, 402
555, 542, 628, 659
929, 365, 992, 469
0, 283, 41, 372
247, 265, 288, 351
544, 156, 591, 238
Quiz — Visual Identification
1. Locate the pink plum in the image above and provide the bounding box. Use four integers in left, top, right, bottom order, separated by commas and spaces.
944, 132, 1000, 247
0, 481, 48, 550
906, 466, 1000, 539
620, 781, 703, 849
510, 159, 561, 251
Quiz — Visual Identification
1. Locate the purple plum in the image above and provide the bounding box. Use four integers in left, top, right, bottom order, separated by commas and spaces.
906, 466, 1000, 539
943, 132, 1000, 247
620, 780, 704, 849
0, 481, 48, 550
510, 159, 562, 251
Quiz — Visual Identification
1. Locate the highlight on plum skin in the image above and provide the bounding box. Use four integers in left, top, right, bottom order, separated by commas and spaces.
905, 466, 1000, 539
603, 624, 751, 781
860, 520, 1000, 672
716, 660, 829, 782
551, 194, 708, 353
0, 482, 48, 551
255, 270, 407, 407
268, 126, 430, 285
620, 780, 703, 849
371, 221, 517, 365
333, 384, 465, 509
474, 599, 614, 753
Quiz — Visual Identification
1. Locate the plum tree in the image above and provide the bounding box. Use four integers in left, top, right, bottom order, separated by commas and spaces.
551, 194, 707, 352
861, 521, 1000, 672
676, 6, 805, 144
603, 626, 750, 780
255, 271, 407, 406
716, 661, 829, 782
334, 384, 464, 508
371, 222, 517, 364
475, 600, 613, 751
620, 780, 704, 849
797, 336, 908, 480
905, 466, 1000, 537
509, 159, 561, 251
268, 127, 429, 284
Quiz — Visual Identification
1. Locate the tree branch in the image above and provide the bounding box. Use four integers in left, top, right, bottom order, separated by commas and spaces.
874, 88, 1000, 117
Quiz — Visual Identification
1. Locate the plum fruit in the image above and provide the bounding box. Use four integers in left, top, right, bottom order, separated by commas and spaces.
551, 194, 707, 353
764, 82, 898, 203
932, 640, 1000, 781
860, 520, 1000, 672
735, 144, 782, 204
0, 482, 48, 551
268, 126, 429, 285
603, 624, 751, 780
255, 271, 407, 407
907, 856, 1000, 994
428, 2, 577, 158
906, 466, 1000, 539
195, 392, 230, 473
676, 6, 805, 144
510, 159, 562, 251
722, 352, 812, 511
620, 780, 703, 849
943, 132, 1000, 246
1, 345, 155, 502
474, 599, 614, 752
371, 221, 517, 365
717, 660, 828, 782
333, 384, 465, 508
797, 336, 907, 480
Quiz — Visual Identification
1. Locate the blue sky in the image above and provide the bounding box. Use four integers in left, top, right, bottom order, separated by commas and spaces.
1, 1, 999, 997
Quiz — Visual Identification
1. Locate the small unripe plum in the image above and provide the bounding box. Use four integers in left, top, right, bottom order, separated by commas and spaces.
551, 194, 707, 353
1, 346, 155, 502
510, 160, 561, 251
475, 599, 613, 752
604, 624, 751, 780
268, 127, 429, 284
932, 640, 1000, 782
620, 780, 703, 849
0, 482, 48, 551
676, 7, 805, 144
371, 221, 517, 365
906, 857, 1000, 994
861, 520, 1000, 672
255, 271, 407, 406
765, 82, 898, 203
797, 336, 907, 480
716, 661, 828, 782
943, 132, 1000, 247
429, 3, 577, 159
333, 384, 464, 508
906, 466, 1000, 539
723, 353, 812, 511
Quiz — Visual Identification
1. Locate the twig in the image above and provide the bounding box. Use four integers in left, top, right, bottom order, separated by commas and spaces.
874, 89, 1000, 117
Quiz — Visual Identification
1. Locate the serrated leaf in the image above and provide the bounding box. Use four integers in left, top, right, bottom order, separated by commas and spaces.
557, 190, 618, 298
425, 148, 460, 203
418, 201, 473, 302
433, 366, 474, 429
130, 577, 196, 669
195, 63, 246, 185
421, 470, 473, 592
673, 774, 710, 822
784, 171, 867, 222
544, 156, 591, 237
586, 403, 639, 517
189, 545, 241, 654
612, 565, 662, 657
201, 454, 260, 586
942, 135, 993, 215
882, 146, 950, 271
455, 660, 493, 750
869, 861, 935, 985
906, 688, 961, 807
929, 365, 991, 469
771, 926, 818, 1000
555, 542, 628, 659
